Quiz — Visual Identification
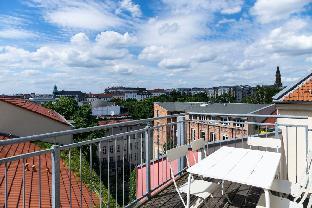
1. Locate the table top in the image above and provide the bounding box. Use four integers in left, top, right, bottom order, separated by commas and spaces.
187, 146, 281, 189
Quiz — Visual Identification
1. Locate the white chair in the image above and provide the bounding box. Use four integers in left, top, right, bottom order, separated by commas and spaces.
247, 136, 281, 152
167, 145, 217, 208
257, 151, 312, 208
190, 138, 207, 163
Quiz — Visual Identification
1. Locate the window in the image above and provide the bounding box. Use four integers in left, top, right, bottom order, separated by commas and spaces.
110, 145, 114, 153
103, 158, 107, 163
117, 156, 121, 161
156, 110, 159, 117
221, 117, 229, 126
135, 142, 138, 149
103, 146, 106, 154
209, 116, 215, 124
235, 119, 245, 128
109, 157, 113, 161
222, 135, 229, 140
191, 128, 196, 140
117, 145, 120, 152
209, 132, 215, 142
134, 153, 137, 161
130, 143, 132, 150
200, 131, 206, 139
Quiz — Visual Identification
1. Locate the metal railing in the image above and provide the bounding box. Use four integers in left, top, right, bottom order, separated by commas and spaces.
0, 113, 309, 208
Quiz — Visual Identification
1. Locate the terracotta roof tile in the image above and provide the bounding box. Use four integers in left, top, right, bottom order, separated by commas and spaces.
0, 136, 99, 207
282, 77, 312, 102
0, 98, 71, 126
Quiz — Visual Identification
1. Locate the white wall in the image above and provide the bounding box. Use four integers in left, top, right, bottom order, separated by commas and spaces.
92, 106, 121, 116
0, 101, 73, 144
277, 104, 312, 185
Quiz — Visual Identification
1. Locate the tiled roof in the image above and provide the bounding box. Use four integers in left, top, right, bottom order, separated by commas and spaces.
0, 135, 99, 207
273, 72, 312, 103
0, 98, 71, 126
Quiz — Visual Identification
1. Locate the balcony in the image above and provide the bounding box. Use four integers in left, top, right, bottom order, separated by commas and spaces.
0, 113, 310, 207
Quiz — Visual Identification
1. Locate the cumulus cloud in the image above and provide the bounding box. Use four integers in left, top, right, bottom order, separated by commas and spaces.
251, 0, 309, 23
258, 19, 312, 55
0, 31, 134, 70
95, 31, 136, 46
158, 58, 191, 69
118, 0, 142, 17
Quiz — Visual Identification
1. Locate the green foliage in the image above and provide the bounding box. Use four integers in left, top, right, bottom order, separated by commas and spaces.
43, 97, 117, 206
114, 91, 235, 119
242, 86, 281, 104
129, 168, 137, 201
61, 148, 118, 208
44, 97, 79, 120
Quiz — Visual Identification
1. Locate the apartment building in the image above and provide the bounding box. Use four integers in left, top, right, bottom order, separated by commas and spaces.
148, 89, 166, 97
97, 120, 146, 172
91, 101, 121, 116
86, 93, 113, 102
153, 102, 275, 156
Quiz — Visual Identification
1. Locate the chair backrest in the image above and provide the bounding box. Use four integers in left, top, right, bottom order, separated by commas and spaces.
167, 145, 189, 162
247, 136, 281, 150
167, 145, 190, 208
190, 138, 206, 152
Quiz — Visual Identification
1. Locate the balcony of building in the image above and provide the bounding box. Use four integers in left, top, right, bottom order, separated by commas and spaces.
0, 113, 311, 207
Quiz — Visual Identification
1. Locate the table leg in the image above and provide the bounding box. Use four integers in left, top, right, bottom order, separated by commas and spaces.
187, 173, 191, 208
264, 189, 271, 208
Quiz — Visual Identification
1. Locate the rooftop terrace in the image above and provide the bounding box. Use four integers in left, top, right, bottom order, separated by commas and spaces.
0, 113, 310, 208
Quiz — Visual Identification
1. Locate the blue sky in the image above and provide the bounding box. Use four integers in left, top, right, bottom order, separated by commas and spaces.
0, 0, 311, 94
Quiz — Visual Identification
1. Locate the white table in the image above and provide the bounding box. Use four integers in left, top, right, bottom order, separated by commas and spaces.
186, 146, 281, 208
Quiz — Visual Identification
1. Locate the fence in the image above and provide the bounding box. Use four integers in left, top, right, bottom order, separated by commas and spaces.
0, 113, 309, 207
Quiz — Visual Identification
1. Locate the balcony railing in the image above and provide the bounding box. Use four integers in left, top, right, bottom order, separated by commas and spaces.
0, 113, 309, 208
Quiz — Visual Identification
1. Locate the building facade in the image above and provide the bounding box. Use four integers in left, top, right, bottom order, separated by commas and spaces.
153, 102, 275, 156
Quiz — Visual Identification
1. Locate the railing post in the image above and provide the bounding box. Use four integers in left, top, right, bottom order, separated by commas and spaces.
177, 116, 185, 173
51, 145, 60, 208
145, 125, 151, 196
274, 122, 279, 139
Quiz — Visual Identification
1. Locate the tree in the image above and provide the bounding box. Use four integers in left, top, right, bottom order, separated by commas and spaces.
44, 96, 78, 120
242, 86, 281, 104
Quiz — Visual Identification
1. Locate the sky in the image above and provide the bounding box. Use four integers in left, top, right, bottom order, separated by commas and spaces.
0, 0, 312, 94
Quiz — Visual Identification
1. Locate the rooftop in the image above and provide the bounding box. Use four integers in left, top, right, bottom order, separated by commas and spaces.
0, 134, 98, 207
0, 98, 71, 126
156, 102, 273, 114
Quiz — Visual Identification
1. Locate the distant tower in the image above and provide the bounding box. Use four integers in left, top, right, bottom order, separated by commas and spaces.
274, 66, 282, 88
53, 85, 58, 95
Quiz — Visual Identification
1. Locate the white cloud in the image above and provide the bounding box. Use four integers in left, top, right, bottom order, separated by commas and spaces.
0, 29, 37, 39
259, 19, 312, 55
95, 31, 135, 46
221, 6, 242, 14
251, 0, 309, 23
70, 33, 90, 44
119, 0, 142, 17
138, 45, 168, 61
45, 6, 123, 30
158, 58, 191, 69
30, 0, 125, 30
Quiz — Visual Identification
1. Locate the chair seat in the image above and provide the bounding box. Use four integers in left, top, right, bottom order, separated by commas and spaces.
179, 179, 218, 199
256, 193, 303, 208
270, 179, 305, 197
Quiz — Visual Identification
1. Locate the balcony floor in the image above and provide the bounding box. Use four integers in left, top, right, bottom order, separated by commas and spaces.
138, 173, 263, 208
